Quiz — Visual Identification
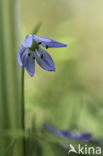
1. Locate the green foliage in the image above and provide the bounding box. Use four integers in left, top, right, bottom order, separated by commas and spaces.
3, 140, 16, 156
0, 0, 24, 155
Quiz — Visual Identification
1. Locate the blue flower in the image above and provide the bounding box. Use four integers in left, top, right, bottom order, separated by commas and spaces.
18, 34, 67, 77
43, 124, 94, 143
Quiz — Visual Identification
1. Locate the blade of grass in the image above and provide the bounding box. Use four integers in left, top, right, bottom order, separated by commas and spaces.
32, 22, 42, 35
3, 140, 16, 156
0, 0, 25, 155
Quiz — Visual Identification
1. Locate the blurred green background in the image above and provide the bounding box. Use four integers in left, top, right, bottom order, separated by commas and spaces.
22, 0, 103, 137
0, 0, 103, 155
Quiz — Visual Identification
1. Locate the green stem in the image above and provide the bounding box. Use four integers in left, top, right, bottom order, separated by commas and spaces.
21, 67, 25, 130
21, 66, 26, 155
21, 23, 42, 156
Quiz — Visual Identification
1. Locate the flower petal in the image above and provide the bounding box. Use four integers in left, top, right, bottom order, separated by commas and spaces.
44, 124, 95, 143
61, 130, 78, 139
22, 35, 33, 48
17, 47, 26, 67
35, 48, 55, 71
32, 35, 67, 48
23, 51, 35, 77
78, 133, 92, 141
43, 124, 64, 137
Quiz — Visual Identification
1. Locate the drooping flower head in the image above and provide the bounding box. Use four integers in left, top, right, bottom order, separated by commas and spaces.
18, 35, 67, 77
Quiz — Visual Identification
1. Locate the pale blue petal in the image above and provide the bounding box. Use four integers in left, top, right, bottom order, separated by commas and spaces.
35, 48, 55, 71
17, 47, 26, 67
23, 53, 35, 77
32, 35, 67, 48
22, 35, 33, 48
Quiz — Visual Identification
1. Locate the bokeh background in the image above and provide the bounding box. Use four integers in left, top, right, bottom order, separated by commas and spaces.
0, 0, 103, 155
23, 0, 103, 137
21, 0, 103, 155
